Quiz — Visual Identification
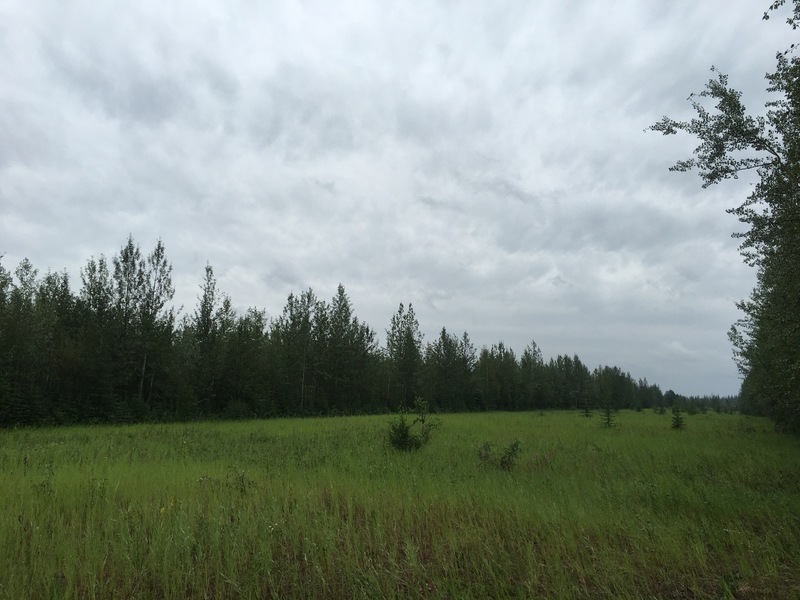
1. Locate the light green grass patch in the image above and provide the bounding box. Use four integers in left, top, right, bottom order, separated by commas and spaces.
1, 411, 798, 598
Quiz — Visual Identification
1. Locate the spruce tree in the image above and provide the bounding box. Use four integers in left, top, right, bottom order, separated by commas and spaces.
671, 403, 686, 430
600, 404, 616, 428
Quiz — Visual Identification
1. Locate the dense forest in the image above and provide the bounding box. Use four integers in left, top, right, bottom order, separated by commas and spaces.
0, 237, 731, 426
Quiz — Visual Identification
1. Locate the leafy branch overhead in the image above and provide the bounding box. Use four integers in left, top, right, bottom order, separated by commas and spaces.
650, 0, 800, 432
651, 70, 781, 189
764, 0, 800, 31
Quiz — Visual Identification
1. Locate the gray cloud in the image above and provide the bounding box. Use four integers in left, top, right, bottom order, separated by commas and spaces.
1, 0, 793, 396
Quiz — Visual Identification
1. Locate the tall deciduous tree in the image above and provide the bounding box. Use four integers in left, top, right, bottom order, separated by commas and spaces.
191, 264, 221, 414
650, 1, 800, 431
137, 239, 175, 416
108, 236, 175, 418
81, 256, 113, 320
77, 255, 116, 420
112, 236, 144, 344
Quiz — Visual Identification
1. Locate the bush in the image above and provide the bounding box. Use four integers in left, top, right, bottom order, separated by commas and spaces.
387, 397, 440, 451
477, 439, 522, 471
478, 441, 494, 466
499, 440, 522, 471
388, 412, 422, 451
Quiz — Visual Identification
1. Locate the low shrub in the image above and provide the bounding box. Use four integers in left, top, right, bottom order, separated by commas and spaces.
387, 397, 441, 451
499, 440, 522, 471
478, 439, 522, 471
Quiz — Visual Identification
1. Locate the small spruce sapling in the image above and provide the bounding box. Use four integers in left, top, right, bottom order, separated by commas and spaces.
671, 403, 686, 430
600, 404, 617, 428
581, 396, 593, 418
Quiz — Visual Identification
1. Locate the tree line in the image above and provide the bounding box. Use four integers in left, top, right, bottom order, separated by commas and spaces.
0, 237, 732, 426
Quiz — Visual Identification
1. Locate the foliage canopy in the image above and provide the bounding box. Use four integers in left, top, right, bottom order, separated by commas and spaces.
650, 1, 800, 432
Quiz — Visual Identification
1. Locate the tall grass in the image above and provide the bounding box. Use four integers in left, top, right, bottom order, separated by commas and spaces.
1, 411, 799, 598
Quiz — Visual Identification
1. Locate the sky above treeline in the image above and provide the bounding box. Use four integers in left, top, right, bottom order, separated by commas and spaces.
1, 1, 796, 397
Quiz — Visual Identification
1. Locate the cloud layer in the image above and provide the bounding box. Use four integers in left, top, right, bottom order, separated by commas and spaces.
2, 0, 794, 396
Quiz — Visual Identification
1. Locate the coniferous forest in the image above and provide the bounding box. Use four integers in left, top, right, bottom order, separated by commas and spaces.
0, 236, 733, 427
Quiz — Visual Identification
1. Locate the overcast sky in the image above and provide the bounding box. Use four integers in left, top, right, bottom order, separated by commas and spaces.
1, 1, 795, 396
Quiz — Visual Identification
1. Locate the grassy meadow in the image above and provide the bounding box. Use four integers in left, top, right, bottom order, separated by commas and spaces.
1, 410, 799, 599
